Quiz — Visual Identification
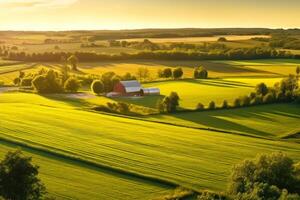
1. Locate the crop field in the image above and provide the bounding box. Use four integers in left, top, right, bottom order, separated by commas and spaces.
0, 63, 39, 84
147, 103, 300, 139
0, 92, 300, 197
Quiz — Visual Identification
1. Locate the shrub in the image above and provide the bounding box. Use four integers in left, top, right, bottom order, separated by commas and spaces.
91, 80, 104, 95
64, 77, 80, 93
20, 77, 33, 87
221, 100, 229, 109
32, 75, 48, 92
198, 191, 228, 200
162, 68, 172, 78
208, 101, 216, 110
196, 103, 205, 111
194, 67, 208, 79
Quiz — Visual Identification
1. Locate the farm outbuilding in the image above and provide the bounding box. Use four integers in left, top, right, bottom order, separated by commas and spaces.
112, 80, 160, 96
141, 88, 160, 96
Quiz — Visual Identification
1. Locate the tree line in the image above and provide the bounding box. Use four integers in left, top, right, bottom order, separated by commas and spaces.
4, 47, 297, 62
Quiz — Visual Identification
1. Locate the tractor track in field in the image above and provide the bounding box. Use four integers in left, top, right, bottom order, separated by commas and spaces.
0, 133, 180, 190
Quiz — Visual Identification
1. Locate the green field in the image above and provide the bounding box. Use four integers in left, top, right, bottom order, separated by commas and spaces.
0, 142, 171, 200
0, 92, 299, 198
147, 103, 300, 139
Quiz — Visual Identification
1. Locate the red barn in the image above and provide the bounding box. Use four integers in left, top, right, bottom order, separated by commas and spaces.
113, 80, 142, 96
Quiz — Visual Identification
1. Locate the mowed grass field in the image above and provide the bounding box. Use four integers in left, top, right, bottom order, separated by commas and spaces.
0, 142, 172, 200
134, 77, 281, 109
147, 104, 300, 139
0, 92, 300, 196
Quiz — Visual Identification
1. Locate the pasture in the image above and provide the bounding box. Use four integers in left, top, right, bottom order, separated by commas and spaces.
0, 92, 300, 195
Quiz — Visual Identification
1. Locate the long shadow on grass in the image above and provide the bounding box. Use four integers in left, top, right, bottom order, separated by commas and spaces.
184, 79, 253, 88
167, 104, 300, 138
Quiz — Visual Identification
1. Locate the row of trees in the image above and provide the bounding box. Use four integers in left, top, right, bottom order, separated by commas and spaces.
157, 67, 183, 79
196, 75, 299, 111
5, 47, 296, 62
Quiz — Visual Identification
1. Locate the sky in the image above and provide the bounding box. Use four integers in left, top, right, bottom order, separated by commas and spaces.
0, 0, 299, 31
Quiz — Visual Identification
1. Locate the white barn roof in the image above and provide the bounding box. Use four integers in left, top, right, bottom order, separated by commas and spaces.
120, 80, 142, 93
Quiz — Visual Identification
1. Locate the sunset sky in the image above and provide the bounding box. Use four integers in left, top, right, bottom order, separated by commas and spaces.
0, 0, 299, 30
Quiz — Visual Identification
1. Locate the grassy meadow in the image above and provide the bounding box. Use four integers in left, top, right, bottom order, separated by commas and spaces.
0, 92, 300, 196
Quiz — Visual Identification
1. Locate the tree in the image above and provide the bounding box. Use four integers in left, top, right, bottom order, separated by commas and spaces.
296, 66, 300, 78
67, 55, 79, 71
256, 83, 268, 96
218, 37, 227, 42
196, 103, 205, 111
91, 80, 104, 95
159, 92, 180, 113
222, 100, 229, 109
228, 152, 300, 198
162, 68, 172, 78
64, 77, 80, 93
0, 150, 46, 200
172, 67, 183, 79
194, 67, 208, 79
208, 101, 216, 110
136, 67, 149, 82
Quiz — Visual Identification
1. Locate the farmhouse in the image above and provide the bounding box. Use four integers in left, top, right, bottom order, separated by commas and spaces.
112, 80, 160, 96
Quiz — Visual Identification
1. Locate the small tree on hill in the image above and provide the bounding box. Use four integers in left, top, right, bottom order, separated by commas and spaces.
162, 68, 172, 78
218, 37, 227, 42
296, 66, 300, 79
172, 67, 183, 79
0, 150, 46, 200
91, 80, 104, 95
64, 77, 80, 93
158, 92, 180, 113
208, 101, 216, 110
136, 67, 149, 82
67, 55, 79, 71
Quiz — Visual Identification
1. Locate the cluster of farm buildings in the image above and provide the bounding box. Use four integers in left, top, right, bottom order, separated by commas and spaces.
107, 80, 160, 97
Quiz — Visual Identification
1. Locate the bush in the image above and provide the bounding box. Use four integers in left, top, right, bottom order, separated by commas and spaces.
64, 77, 80, 92
196, 103, 205, 111
194, 67, 208, 79
32, 75, 47, 92
91, 80, 104, 95
20, 77, 33, 87
32, 70, 63, 93
218, 37, 227, 42
198, 191, 228, 200
208, 101, 216, 110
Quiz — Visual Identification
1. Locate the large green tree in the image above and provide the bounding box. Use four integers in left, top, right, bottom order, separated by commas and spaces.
0, 150, 46, 200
